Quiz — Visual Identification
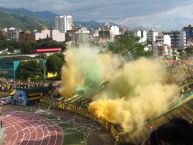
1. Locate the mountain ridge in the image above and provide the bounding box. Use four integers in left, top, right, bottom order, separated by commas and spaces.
0, 7, 126, 30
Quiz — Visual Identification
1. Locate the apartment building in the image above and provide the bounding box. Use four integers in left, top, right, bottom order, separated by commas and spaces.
55, 15, 73, 33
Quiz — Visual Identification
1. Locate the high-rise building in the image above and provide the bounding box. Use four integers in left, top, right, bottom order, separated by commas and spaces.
147, 29, 158, 44
136, 30, 147, 43
6, 27, 21, 41
55, 15, 73, 33
156, 34, 171, 46
165, 31, 186, 49
183, 25, 193, 41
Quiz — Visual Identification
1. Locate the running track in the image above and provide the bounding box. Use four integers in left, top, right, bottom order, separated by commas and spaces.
2, 110, 63, 145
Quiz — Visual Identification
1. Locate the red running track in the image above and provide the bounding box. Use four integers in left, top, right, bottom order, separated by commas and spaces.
2, 110, 63, 145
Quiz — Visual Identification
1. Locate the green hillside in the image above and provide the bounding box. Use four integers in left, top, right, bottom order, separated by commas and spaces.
0, 10, 50, 30
0, 7, 114, 31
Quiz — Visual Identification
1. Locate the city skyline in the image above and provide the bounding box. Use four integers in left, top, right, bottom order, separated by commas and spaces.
0, 0, 193, 30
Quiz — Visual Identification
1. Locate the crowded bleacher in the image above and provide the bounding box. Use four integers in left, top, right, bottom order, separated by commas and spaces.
0, 78, 45, 92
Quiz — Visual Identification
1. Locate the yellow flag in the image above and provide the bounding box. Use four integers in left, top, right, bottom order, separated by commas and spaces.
47, 72, 57, 78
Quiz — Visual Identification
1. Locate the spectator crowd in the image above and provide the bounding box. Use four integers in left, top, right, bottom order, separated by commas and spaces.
0, 78, 45, 92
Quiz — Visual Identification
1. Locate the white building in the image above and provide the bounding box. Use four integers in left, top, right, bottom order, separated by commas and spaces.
6, 27, 21, 41
35, 29, 65, 42
165, 31, 186, 49
77, 27, 90, 34
35, 29, 51, 40
136, 30, 147, 43
93, 30, 99, 37
2, 28, 8, 32
147, 30, 158, 43
110, 26, 121, 36
55, 15, 73, 33
179, 31, 186, 49
51, 29, 65, 42
154, 44, 173, 57
156, 34, 171, 46
109, 25, 121, 41
154, 34, 172, 57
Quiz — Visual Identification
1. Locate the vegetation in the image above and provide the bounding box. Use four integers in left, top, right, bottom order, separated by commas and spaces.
0, 10, 49, 31
19, 59, 45, 80
46, 53, 65, 75
19, 38, 66, 54
36, 38, 66, 50
0, 38, 66, 54
184, 46, 193, 57
108, 34, 153, 59
0, 52, 64, 81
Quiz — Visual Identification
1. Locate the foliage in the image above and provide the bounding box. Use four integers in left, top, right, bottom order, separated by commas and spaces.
184, 47, 193, 57
0, 37, 66, 53
46, 53, 65, 74
36, 38, 66, 50
0, 10, 49, 31
19, 59, 45, 80
108, 34, 153, 59
0, 31, 5, 40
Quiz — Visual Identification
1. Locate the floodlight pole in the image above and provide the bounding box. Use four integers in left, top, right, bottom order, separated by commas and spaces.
0, 105, 2, 128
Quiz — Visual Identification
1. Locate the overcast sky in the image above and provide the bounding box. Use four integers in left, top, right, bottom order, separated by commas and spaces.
0, 0, 193, 30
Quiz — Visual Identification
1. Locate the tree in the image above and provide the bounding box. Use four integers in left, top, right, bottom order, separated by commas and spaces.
46, 53, 65, 75
36, 38, 66, 50
184, 46, 193, 57
19, 59, 44, 80
108, 34, 153, 59
0, 31, 5, 40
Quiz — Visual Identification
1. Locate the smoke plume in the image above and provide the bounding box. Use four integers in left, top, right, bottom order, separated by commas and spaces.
59, 44, 121, 97
89, 58, 179, 136
59, 45, 179, 136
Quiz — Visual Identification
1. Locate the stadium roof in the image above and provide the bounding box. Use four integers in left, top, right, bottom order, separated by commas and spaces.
0, 56, 33, 61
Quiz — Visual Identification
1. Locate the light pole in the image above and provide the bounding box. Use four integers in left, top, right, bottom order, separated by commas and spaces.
42, 59, 46, 81
0, 105, 2, 128
40, 57, 46, 82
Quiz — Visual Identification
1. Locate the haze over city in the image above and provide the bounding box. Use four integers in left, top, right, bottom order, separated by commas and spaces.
0, 0, 193, 30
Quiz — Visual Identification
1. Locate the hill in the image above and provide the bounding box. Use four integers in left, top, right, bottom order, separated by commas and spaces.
0, 7, 57, 25
0, 8, 50, 30
0, 7, 120, 30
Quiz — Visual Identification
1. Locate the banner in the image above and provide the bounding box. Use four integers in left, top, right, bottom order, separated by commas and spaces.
13, 90, 29, 105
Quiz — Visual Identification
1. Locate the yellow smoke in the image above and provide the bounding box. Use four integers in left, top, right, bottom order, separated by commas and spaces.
59, 45, 121, 98
59, 49, 84, 97
99, 53, 123, 81
59, 44, 179, 136
89, 58, 179, 136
